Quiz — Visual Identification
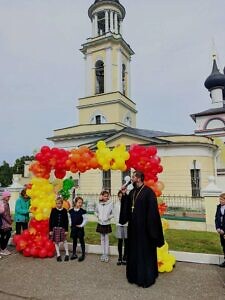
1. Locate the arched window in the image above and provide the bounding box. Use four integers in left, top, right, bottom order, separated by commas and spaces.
122, 63, 126, 95
205, 118, 225, 130
95, 60, 104, 94
90, 113, 107, 124
123, 112, 132, 126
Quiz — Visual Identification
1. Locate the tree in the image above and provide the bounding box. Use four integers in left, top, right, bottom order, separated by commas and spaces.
0, 161, 13, 187
12, 155, 34, 175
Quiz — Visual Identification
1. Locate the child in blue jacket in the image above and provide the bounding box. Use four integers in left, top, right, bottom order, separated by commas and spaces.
14, 189, 30, 234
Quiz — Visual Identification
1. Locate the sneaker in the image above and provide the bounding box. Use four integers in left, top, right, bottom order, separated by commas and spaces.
219, 261, 225, 268
56, 256, 62, 262
70, 254, 78, 260
104, 256, 109, 263
117, 259, 122, 266
64, 255, 69, 262
100, 255, 105, 262
0, 249, 11, 256
4, 249, 11, 255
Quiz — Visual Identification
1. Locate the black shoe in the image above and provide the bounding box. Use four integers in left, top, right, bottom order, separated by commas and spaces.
64, 255, 69, 262
78, 255, 85, 262
117, 259, 122, 266
219, 261, 225, 268
56, 256, 62, 262
70, 254, 78, 260
122, 256, 127, 265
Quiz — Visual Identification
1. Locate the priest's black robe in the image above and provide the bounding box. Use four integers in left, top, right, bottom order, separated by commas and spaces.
124, 185, 164, 288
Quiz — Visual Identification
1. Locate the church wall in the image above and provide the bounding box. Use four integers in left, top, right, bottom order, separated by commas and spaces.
159, 156, 214, 196
78, 169, 123, 195
79, 169, 102, 194
106, 136, 149, 147
215, 174, 225, 191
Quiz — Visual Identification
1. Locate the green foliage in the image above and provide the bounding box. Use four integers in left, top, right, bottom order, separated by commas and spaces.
0, 155, 34, 187
12, 155, 34, 175
0, 161, 13, 187
164, 229, 222, 254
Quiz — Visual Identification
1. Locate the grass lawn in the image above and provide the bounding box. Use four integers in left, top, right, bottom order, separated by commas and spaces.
80, 222, 222, 255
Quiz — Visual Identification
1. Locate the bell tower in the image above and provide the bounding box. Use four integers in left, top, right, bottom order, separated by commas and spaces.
78, 0, 137, 127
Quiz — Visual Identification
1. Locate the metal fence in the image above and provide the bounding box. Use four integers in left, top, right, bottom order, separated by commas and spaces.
159, 195, 205, 219
78, 193, 206, 219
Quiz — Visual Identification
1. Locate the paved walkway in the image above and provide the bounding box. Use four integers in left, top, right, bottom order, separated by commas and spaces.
0, 248, 225, 300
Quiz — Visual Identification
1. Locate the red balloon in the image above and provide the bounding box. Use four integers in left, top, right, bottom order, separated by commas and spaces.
146, 146, 157, 156
41, 146, 51, 154
54, 169, 66, 179
23, 247, 31, 257
22, 229, 30, 239
39, 248, 48, 258
45, 240, 54, 251
13, 234, 21, 245
30, 247, 39, 257
35, 153, 43, 161
16, 238, 27, 251
47, 250, 55, 258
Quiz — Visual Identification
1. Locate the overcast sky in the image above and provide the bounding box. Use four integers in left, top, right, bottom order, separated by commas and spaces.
1, 0, 225, 165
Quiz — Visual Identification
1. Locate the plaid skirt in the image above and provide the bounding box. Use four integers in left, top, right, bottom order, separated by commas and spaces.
96, 224, 112, 234
51, 227, 66, 243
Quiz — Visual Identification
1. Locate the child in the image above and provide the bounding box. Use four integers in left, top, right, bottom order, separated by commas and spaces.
14, 188, 30, 234
113, 190, 128, 265
49, 196, 69, 262
0, 190, 13, 256
95, 190, 113, 262
69, 196, 87, 262
215, 193, 225, 267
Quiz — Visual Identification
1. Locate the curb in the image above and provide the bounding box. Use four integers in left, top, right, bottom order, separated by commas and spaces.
9, 238, 224, 265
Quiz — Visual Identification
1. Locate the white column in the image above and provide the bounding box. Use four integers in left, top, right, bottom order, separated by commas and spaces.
119, 20, 123, 35
127, 59, 131, 98
105, 48, 112, 93
202, 176, 222, 232
117, 49, 122, 92
94, 14, 98, 36
105, 10, 109, 33
211, 88, 223, 108
85, 54, 92, 96
92, 18, 95, 37
114, 13, 118, 34
110, 11, 114, 32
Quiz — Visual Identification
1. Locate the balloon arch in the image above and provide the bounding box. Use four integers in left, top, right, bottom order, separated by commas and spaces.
13, 141, 175, 272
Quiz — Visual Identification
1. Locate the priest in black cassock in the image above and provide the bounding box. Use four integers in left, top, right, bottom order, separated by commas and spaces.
121, 170, 164, 288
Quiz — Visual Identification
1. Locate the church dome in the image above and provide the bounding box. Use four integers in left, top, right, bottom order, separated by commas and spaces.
94, 0, 120, 3
89, 0, 125, 20
204, 58, 225, 90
